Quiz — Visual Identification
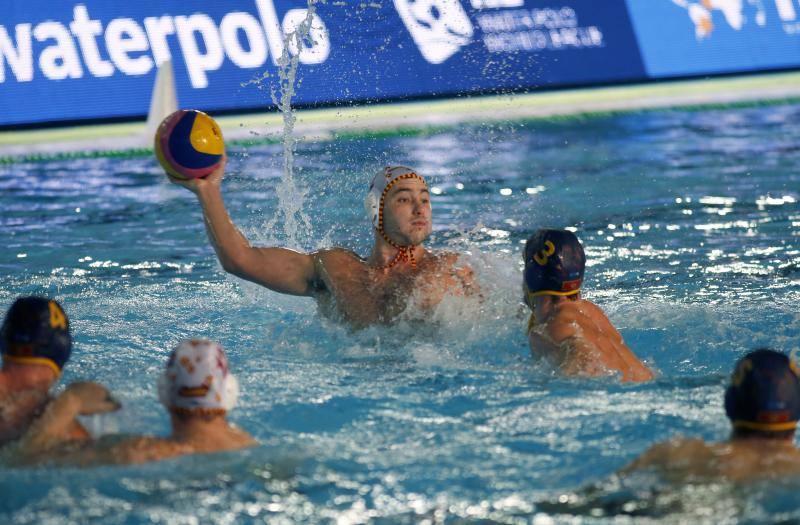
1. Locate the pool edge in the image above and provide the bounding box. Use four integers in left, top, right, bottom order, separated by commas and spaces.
2, 71, 800, 163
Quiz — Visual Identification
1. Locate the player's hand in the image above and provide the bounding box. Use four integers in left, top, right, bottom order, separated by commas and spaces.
167, 153, 226, 195
63, 381, 121, 416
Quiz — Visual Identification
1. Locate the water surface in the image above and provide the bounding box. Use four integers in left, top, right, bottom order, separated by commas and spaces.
1, 103, 799, 523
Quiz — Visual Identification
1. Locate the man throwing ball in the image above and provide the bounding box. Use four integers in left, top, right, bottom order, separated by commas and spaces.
168, 160, 477, 329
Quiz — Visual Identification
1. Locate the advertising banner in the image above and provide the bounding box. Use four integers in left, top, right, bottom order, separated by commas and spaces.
625, 0, 800, 78
0, 1, 646, 128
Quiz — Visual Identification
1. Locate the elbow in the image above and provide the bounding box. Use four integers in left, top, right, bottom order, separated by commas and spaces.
219, 253, 246, 277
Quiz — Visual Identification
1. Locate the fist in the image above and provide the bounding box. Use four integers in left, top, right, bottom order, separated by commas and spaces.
64, 381, 121, 415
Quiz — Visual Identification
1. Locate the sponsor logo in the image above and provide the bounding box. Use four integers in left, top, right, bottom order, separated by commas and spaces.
672, 0, 800, 39
393, 0, 474, 64
476, 6, 604, 53
0, 0, 331, 88
394, 1, 606, 62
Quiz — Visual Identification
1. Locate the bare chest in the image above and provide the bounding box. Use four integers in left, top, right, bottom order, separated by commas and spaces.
316, 257, 452, 327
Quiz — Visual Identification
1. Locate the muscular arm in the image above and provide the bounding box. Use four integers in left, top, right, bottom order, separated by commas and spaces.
529, 302, 653, 382
196, 185, 317, 295
65, 436, 190, 466
528, 317, 598, 375
171, 158, 319, 296
13, 433, 190, 467
16, 382, 119, 456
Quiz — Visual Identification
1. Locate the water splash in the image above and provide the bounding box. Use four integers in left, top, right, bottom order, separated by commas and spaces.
265, 1, 325, 248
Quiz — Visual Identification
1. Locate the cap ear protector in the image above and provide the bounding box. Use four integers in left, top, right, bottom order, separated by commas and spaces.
364, 188, 380, 229
1, 296, 71, 376
724, 349, 800, 432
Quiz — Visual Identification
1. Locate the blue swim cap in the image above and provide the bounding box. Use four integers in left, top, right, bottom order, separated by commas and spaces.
0, 297, 71, 376
523, 229, 585, 300
724, 349, 800, 433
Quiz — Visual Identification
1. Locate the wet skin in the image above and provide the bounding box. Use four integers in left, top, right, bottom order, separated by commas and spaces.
528, 295, 653, 382
170, 159, 477, 329
13, 383, 255, 466
0, 364, 89, 447
621, 436, 800, 482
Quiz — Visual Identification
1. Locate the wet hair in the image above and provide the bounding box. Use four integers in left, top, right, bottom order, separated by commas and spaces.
725, 348, 800, 438
1, 296, 71, 375
523, 229, 586, 300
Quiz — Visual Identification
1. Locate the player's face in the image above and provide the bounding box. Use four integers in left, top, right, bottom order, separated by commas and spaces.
382, 178, 432, 246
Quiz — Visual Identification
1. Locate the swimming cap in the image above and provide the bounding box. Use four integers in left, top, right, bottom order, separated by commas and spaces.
0, 296, 71, 376
725, 349, 800, 433
365, 166, 427, 229
523, 229, 585, 301
364, 165, 429, 269
157, 339, 239, 415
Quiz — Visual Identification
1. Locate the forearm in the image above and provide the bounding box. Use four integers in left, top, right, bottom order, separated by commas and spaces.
196, 185, 253, 272
62, 436, 177, 467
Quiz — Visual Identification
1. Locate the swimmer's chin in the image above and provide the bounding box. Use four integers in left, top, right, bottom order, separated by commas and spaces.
407, 231, 432, 245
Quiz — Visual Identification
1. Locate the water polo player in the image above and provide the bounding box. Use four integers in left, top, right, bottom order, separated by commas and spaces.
167, 160, 477, 328
622, 349, 800, 481
523, 229, 653, 382
17, 339, 254, 466
0, 297, 110, 446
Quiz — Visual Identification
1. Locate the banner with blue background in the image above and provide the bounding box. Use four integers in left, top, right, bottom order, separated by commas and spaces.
2, 0, 799, 128
0, 1, 644, 127
626, 0, 800, 78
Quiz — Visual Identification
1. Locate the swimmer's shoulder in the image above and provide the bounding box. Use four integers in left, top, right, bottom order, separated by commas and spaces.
313, 247, 365, 265
656, 437, 716, 464
0, 386, 48, 409
554, 298, 600, 318
309, 248, 366, 292
537, 317, 578, 345
226, 427, 258, 449
541, 303, 587, 342
554, 300, 616, 334
426, 250, 471, 268
624, 436, 711, 472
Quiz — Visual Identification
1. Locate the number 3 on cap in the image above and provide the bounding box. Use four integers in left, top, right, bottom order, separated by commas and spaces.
48, 301, 67, 330
534, 241, 556, 266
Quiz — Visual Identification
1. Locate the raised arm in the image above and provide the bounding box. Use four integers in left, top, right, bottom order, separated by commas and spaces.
168, 157, 319, 296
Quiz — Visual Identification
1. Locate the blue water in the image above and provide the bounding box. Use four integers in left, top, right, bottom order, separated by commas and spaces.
1, 103, 800, 523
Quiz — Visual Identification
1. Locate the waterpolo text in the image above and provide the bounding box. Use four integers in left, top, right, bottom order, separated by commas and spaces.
0, 1, 330, 88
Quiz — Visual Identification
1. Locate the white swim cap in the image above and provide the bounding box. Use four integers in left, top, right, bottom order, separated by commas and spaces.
157, 338, 239, 415
364, 165, 427, 230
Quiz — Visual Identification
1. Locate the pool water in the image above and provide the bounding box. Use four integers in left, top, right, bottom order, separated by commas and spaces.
1, 103, 799, 523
